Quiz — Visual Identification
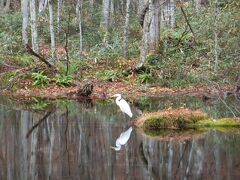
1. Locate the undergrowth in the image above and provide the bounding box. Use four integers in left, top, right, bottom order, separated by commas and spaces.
0, 1, 239, 88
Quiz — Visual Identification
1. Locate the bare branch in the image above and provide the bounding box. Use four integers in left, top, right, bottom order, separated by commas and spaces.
26, 44, 57, 71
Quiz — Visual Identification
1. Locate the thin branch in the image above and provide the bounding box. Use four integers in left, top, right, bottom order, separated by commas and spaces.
64, 10, 71, 76
176, 26, 190, 47
180, 6, 196, 43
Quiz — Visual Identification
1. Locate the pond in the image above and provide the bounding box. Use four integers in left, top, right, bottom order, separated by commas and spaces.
0, 95, 239, 179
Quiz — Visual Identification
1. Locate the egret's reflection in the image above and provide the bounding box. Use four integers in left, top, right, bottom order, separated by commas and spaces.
111, 126, 133, 151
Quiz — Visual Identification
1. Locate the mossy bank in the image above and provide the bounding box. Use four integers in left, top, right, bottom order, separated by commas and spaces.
135, 108, 240, 133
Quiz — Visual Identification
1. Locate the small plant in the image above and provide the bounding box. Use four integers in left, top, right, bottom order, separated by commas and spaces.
31, 71, 51, 87
55, 74, 73, 87
137, 73, 154, 83
15, 54, 33, 66
98, 69, 120, 81
31, 98, 50, 110
147, 54, 161, 65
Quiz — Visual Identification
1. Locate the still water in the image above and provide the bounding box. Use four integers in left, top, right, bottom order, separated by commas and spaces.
0, 95, 239, 179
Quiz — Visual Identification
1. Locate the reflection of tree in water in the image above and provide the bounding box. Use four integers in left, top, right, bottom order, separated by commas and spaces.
0, 100, 240, 179
136, 130, 240, 180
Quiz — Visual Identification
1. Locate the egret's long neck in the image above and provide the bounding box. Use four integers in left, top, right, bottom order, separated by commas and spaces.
113, 144, 121, 151
116, 96, 122, 105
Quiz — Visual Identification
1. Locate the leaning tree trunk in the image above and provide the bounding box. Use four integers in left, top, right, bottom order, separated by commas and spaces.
123, 0, 131, 58
21, 0, 29, 45
29, 0, 39, 53
76, 0, 83, 55
48, 0, 57, 63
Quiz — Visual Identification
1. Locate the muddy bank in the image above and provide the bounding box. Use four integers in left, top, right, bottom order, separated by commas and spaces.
0, 78, 235, 100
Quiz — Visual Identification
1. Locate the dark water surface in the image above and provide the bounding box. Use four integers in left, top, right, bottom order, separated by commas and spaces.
0, 95, 239, 180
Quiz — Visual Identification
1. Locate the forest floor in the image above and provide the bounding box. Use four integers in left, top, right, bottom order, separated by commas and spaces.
0, 59, 235, 100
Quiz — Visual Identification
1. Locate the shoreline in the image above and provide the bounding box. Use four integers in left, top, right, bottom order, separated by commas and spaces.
0, 79, 234, 100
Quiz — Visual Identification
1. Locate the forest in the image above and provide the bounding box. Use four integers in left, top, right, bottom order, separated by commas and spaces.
0, 1, 240, 179
0, 0, 239, 98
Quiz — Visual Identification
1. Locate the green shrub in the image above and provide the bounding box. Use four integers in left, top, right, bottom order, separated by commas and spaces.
56, 74, 73, 87
137, 73, 154, 84
31, 71, 51, 87
15, 54, 33, 66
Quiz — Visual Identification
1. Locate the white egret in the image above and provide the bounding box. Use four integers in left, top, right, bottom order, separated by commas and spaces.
112, 94, 133, 118
111, 127, 133, 151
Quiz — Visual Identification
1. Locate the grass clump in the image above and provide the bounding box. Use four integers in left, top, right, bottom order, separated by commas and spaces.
135, 109, 240, 135
136, 108, 207, 130
198, 118, 240, 127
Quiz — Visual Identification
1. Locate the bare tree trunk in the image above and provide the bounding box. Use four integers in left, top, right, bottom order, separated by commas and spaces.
123, 0, 130, 58
0, 0, 4, 9
169, 0, 175, 28
48, 0, 57, 63
110, 0, 114, 25
136, 0, 141, 16
4, 0, 11, 12
21, 0, 29, 45
76, 0, 83, 55
57, 0, 62, 33
149, 0, 160, 53
138, 0, 161, 68
101, 0, 110, 44
29, 0, 39, 53
120, 0, 124, 13
213, 0, 220, 73
38, 0, 47, 13
137, 0, 150, 68
162, 0, 175, 28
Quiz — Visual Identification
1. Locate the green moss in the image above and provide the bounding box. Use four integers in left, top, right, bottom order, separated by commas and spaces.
142, 116, 240, 133
197, 119, 240, 127
143, 115, 206, 130
143, 117, 168, 130
138, 109, 240, 132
